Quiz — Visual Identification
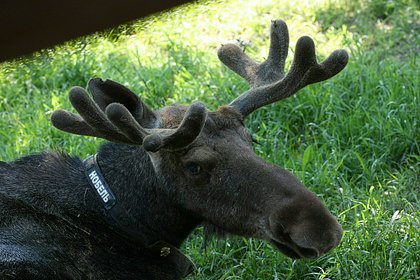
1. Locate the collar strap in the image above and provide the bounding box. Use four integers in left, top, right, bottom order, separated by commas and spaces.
83, 154, 195, 278
84, 154, 141, 239
85, 154, 117, 210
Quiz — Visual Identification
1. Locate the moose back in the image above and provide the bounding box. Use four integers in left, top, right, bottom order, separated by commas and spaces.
0, 20, 348, 279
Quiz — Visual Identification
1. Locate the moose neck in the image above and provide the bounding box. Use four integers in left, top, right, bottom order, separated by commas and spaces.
95, 142, 201, 248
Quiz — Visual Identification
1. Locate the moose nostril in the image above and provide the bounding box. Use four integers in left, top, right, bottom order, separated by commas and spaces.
299, 247, 319, 259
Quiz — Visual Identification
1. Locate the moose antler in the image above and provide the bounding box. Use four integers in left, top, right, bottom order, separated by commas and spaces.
51, 79, 207, 152
218, 20, 349, 116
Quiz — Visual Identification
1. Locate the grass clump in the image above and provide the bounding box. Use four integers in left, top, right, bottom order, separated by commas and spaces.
0, 0, 418, 279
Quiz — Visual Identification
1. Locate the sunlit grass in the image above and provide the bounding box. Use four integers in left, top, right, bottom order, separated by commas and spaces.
0, 0, 418, 279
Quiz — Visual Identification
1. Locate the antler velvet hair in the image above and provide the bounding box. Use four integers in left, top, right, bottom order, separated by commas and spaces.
51, 78, 207, 152
218, 20, 349, 116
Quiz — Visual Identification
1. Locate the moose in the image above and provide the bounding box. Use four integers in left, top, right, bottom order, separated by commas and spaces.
0, 20, 348, 279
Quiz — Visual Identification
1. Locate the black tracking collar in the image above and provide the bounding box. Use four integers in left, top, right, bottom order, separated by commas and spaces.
85, 154, 117, 209
84, 154, 195, 278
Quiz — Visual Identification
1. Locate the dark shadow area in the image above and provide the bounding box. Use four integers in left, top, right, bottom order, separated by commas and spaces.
0, 0, 193, 62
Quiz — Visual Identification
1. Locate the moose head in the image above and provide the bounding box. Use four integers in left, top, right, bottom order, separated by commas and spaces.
51, 20, 348, 260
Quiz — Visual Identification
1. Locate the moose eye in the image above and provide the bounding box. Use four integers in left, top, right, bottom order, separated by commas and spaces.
185, 162, 202, 175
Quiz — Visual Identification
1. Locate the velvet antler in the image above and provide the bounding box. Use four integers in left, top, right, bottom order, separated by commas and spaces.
51, 79, 207, 152
218, 20, 349, 117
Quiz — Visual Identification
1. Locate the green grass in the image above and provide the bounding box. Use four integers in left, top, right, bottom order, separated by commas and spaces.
0, 0, 418, 279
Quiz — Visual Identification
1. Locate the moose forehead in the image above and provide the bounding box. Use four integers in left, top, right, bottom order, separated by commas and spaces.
157, 104, 251, 143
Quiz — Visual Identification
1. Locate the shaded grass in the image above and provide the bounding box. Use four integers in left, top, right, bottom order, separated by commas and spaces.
0, 0, 418, 279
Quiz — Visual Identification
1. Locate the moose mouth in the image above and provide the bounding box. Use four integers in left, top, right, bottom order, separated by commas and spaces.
271, 240, 301, 259
268, 229, 319, 260
270, 238, 319, 259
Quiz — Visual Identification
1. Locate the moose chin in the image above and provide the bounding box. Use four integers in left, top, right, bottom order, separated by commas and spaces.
0, 19, 348, 279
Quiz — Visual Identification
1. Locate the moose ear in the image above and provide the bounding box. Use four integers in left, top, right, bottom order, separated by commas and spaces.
88, 78, 157, 127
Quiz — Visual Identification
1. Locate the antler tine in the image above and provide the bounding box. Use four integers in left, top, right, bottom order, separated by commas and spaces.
88, 78, 157, 127
266, 20, 289, 76
217, 20, 289, 87
105, 101, 207, 152
51, 109, 103, 138
51, 87, 136, 144
217, 44, 259, 85
219, 20, 348, 117
105, 103, 149, 144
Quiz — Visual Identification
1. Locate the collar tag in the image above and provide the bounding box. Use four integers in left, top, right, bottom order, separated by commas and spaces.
149, 241, 196, 278
85, 154, 117, 210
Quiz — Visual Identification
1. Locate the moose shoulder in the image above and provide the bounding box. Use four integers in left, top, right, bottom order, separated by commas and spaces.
0, 20, 348, 279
